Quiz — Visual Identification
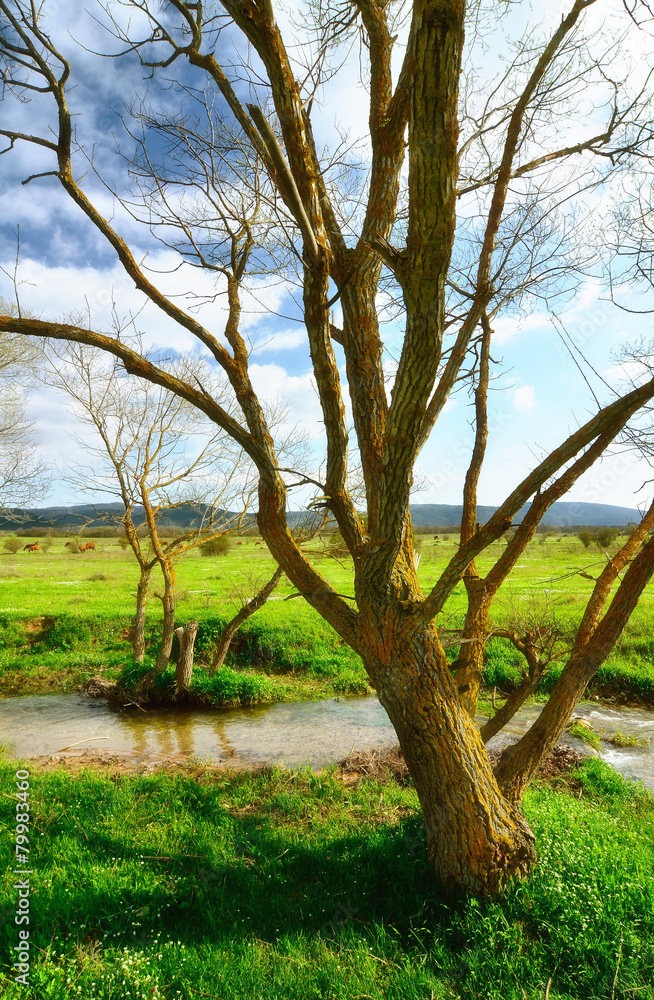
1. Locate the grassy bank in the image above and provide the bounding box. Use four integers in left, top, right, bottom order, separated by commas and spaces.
2, 532, 654, 705
0, 752, 652, 999
0, 609, 370, 704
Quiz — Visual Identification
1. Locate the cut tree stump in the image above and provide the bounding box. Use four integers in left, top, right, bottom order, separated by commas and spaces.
174, 620, 199, 693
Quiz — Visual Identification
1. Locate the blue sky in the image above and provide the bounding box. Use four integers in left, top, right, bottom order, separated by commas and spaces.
1, 0, 654, 513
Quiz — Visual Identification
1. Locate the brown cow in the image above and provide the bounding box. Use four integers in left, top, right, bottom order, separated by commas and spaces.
65, 542, 73, 548
23, 543, 39, 552
81, 541, 96, 551
236, 541, 243, 546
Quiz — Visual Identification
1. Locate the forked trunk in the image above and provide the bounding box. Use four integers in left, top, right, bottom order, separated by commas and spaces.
155, 561, 176, 672
366, 619, 536, 895
132, 566, 151, 662
453, 577, 490, 718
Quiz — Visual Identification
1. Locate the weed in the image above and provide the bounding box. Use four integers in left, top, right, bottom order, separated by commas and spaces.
602, 729, 653, 748
0, 755, 652, 999
567, 720, 602, 751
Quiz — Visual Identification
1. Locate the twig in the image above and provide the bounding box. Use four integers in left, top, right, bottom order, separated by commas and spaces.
56, 737, 110, 751
60, 808, 89, 842
611, 931, 623, 1000
285, 590, 356, 601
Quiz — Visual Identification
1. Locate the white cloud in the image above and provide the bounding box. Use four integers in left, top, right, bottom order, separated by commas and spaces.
250, 327, 306, 353
248, 364, 324, 440
0, 253, 302, 354
514, 385, 536, 411
492, 312, 547, 346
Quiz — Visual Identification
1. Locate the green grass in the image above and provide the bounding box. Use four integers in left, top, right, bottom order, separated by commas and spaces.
1, 532, 654, 705
0, 753, 652, 999
602, 729, 653, 748
566, 720, 602, 751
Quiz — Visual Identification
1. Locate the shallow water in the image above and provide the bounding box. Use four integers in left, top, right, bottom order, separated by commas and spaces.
0, 693, 653, 789
0, 693, 396, 768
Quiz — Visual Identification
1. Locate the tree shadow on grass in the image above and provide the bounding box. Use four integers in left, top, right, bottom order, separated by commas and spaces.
1, 764, 647, 999
15, 767, 462, 959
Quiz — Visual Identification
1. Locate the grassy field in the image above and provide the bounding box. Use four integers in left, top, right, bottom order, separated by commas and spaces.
1, 531, 654, 705
1, 530, 641, 618
1, 538, 653, 999
0, 751, 653, 1000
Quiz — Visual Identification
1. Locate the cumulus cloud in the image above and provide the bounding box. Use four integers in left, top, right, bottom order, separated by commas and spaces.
514, 384, 536, 411
491, 312, 548, 346
250, 328, 307, 353
248, 364, 324, 440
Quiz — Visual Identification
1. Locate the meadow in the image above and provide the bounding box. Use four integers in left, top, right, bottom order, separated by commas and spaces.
0, 751, 653, 999
1, 529, 654, 705
0, 533, 654, 999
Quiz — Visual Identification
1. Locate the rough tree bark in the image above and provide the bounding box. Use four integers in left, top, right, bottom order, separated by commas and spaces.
2, 0, 654, 894
174, 620, 199, 693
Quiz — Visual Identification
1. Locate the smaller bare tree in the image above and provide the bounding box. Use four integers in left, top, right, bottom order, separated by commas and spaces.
42, 339, 259, 668
43, 339, 309, 691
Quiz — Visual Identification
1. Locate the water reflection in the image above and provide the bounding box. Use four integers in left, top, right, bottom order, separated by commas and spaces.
0, 693, 396, 768
0, 694, 653, 790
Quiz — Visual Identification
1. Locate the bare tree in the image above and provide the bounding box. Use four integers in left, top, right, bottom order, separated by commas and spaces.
3, 0, 654, 893
42, 339, 258, 667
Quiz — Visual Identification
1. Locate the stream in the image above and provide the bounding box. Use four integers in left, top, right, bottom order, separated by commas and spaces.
0, 694, 653, 790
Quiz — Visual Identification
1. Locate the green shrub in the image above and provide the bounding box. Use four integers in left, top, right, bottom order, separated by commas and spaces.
31, 615, 121, 652
3, 537, 21, 554
192, 666, 276, 704
200, 534, 232, 557
0, 617, 28, 649
482, 638, 525, 689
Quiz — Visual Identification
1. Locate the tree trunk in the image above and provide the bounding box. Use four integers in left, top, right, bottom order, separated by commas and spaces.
495, 532, 654, 804
155, 560, 177, 672
452, 577, 491, 717
364, 617, 536, 895
174, 620, 199, 693
132, 566, 151, 662
211, 566, 283, 672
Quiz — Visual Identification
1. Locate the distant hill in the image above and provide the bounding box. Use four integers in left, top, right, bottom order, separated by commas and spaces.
408, 501, 644, 528
0, 502, 234, 531
0, 499, 644, 531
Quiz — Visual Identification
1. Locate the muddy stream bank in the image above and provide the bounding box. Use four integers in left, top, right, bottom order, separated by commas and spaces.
0, 694, 653, 790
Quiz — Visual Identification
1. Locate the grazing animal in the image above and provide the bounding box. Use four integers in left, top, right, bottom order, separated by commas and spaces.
236, 541, 243, 546
24, 543, 39, 552
83, 541, 96, 551
65, 542, 73, 548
